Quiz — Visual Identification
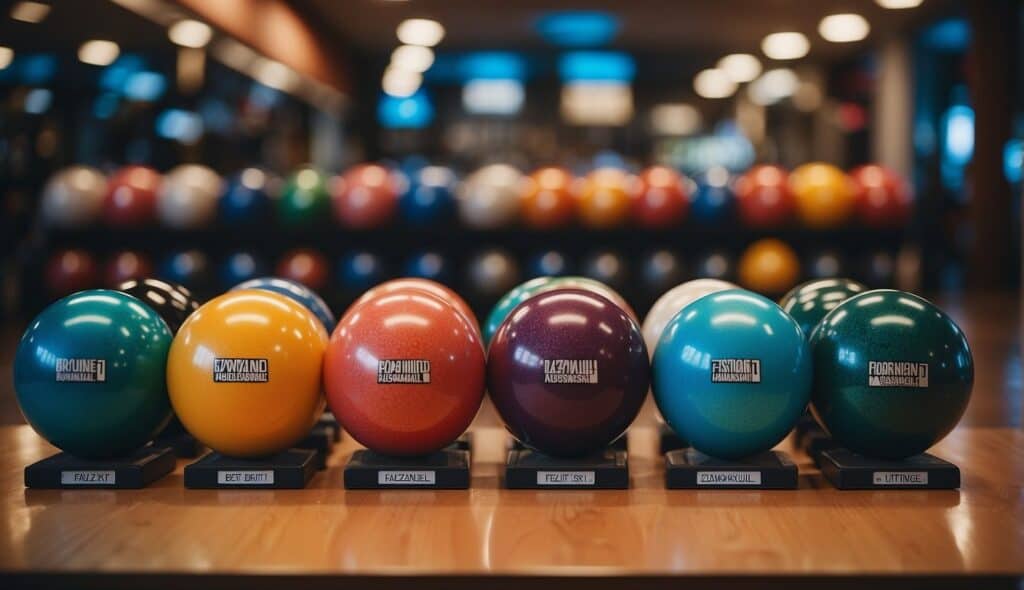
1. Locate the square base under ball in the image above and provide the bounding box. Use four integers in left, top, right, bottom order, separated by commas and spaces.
659, 424, 689, 454
24, 445, 176, 489
154, 431, 204, 459
816, 447, 960, 490
510, 435, 627, 453
505, 448, 629, 489
344, 448, 470, 489
665, 448, 798, 489
184, 449, 317, 489
295, 425, 334, 470
317, 413, 342, 442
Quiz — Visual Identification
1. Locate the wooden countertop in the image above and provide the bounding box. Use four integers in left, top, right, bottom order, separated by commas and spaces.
1, 424, 1023, 588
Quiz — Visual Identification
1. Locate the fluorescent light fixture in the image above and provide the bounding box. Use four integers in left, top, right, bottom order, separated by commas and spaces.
558, 51, 635, 81
0, 46, 13, 70
168, 19, 213, 48
717, 53, 761, 83
462, 78, 524, 115
382, 66, 422, 97
748, 68, 799, 105
819, 13, 870, 43
535, 11, 619, 46
396, 18, 445, 47
459, 51, 526, 80
650, 103, 701, 136
78, 40, 120, 66
761, 32, 810, 60
11, 1, 50, 23
390, 45, 434, 73
694, 68, 737, 99
561, 81, 633, 126
876, 0, 923, 8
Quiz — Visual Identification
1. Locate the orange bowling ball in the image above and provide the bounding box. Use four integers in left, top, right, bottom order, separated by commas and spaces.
789, 163, 855, 228
346, 278, 480, 337
324, 290, 485, 456
849, 164, 912, 227
735, 165, 795, 227
332, 164, 400, 228
167, 290, 328, 457
737, 238, 801, 295
631, 166, 689, 228
520, 167, 577, 228
578, 168, 633, 228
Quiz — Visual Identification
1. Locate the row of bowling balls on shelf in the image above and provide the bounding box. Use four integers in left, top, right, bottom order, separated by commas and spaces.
14, 271, 971, 464
39, 161, 911, 231
41, 238, 899, 303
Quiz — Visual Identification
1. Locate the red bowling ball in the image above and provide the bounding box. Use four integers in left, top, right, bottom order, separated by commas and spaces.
734, 165, 795, 227
324, 290, 485, 456
45, 249, 99, 296
332, 164, 400, 228
104, 250, 153, 286
849, 164, 912, 227
103, 165, 161, 226
276, 248, 330, 291
347, 278, 480, 337
631, 166, 689, 228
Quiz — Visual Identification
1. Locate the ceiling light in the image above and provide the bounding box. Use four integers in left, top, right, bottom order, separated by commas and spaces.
0, 47, 13, 70
169, 19, 213, 48
717, 53, 762, 83
78, 40, 120, 66
11, 1, 50, 23
382, 66, 422, 97
693, 68, 737, 99
650, 103, 702, 136
748, 68, 799, 105
561, 81, 633, 126
876, 0, 924, 8
463, 79, 524, 115
390, 44, 434, 73
396, 18, 445, 47
761, 32, 810, 60
257, 60, 298, 91
819, 14, 870, 43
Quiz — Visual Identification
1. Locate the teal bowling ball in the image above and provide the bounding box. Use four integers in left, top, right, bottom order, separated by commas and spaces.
652, 289, 811, 459
779, 278, 867, 340
13, 290, 174, 458
809, 290, 973, 460
482, 277, 554, 345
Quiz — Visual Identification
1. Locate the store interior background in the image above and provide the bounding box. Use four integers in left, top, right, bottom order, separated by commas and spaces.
0, 0, 1020, 427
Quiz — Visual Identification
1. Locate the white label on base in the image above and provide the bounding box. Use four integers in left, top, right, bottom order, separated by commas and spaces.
378, 470, 436, 485
697, 471, 762, 486
872, 471, 928, 486
217, 470, 274, 485
60, 470, 115, 485
537, 471, 596, 486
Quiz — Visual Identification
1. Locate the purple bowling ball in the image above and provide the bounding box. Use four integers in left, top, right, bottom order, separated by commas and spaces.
487, 288, 649, 457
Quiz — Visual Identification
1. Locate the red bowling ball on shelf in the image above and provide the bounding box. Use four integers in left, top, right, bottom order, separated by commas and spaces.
734, 164, 795, 228
276, 248, 330, 291
346, 278, 480, 337
104, 250, 154, 286
332, 164, 400, 228
103, 165, 161, 227
849, 164, 912, 228
631, 166, 689, 228
44, 249, 99, 296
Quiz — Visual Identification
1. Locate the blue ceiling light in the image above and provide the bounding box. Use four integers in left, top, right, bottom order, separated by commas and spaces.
921, 18, 970, 51
558, 51, 635, 82
459, 52, 527, 81
535, 11, 620, 47
100, 55, 145, 91
378, 90, 434, 129
123, 71, 166, 101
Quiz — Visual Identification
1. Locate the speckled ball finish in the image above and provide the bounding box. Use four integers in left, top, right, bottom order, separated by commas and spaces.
779, 277, 868, 340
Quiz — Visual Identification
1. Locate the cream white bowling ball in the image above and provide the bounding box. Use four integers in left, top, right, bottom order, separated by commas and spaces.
41, 165, 107, 228
457, 164, 523, 229
642, 278, 738, 356
157, 164, 223, 229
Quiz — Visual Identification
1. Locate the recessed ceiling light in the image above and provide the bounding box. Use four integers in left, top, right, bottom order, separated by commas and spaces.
717, 53, 762, 83
10, 1, 50, 24
396, 18, 445, 47
694, 68, 737, 99
761, 32, 810, 60
748, 68, 799, 105
390, 45, 434, 73
876, 0, 924, 8
382, 66, 422, 97
0, 47, 13, 70
169, 19, 213, 49
78, 40, 120, 66
819, 14, 871, 43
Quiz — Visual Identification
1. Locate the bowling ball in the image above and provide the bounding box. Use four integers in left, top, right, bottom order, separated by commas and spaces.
220, 167, 274, 226
337, 251, 388, 293
548, 276, 637, 320
578, 168, 632, 228
805, 249, 846, 279
640, 250, 686, 296
332, 163, 400, 228
520, 167, 577, 229
641, 278, 737, 356
526, 250, 571, 278
219, 251, 268, 287
403, 251, 453, 285
465, 248, 521, 300
631, 166, 689, 228
694, 250, 735, 280
400, 165, 456, 226
488, 288, 649, 457
860, 249, 897, 285
652, 289, 811, 459
348, 277, 479, 336
581, 250, 628, 292
809, 290, 973, 459
157, 164, 223, 229
279, 167, 330, 227
690, 167, 736, 224
233, 276, 336, 332
789, 163, 855, 228
779, 278, 867, 339
735, 164, 794, 227
324, 290, 485, 455
737, 238, 801, 295
14, 290, 173, 458
457, 164, 523, 229
104, 250, 153, 286
167, 290, 328, 457
45, 249, 99, 296
849, 164, 912, 227
276, 248, 329, 291
116, 277, 201, 334
40, 165, 107, 228
158, 250, 211, 293
104, 165, 161, 226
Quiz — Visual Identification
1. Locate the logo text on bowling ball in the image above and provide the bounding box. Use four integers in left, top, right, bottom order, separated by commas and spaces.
710, 359, 761, 383
213, 358, 269, 383
55, 358, 106, 383
543, 359, 599, 384
867, 361, 929, 388
377, 359, 431, 384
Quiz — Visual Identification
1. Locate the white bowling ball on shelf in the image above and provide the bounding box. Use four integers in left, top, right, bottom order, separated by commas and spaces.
642, 278, 739, 356
40, 165, 108, 228
457, 163, 523, 229
157, 164, 223, 229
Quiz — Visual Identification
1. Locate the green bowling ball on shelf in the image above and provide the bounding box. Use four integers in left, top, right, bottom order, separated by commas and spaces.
278, 167, 330, 226
809, 290, 973, 460
779, 278, 868, 339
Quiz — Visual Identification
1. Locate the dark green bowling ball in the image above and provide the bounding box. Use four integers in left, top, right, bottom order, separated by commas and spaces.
278, 167, 330, 226
809, 290, 973, 460
779, 278, 867, 339
13, 290, 174, 458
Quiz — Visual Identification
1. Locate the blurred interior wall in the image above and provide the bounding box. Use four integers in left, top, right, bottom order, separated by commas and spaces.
873, 39, 914, 179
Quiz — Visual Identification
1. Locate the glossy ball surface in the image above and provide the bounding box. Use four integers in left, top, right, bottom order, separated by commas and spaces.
399, 166, 456, 226
735, 164, 794, 227
578, 168, 632, 228
333, 163, 400, 228
849, 164, 912, 227
116, 277, 201, 333
41, 165, 107, 228
779, 278, 867, 339
232, 276, 336, 332
631, 166, 689, 228
789, 163, 855, 228
349, 278, 479, 337
520, 167, 577, 229
641, 278, 737, 355
103, 165, 161, 226
220, 168, 274, 226
279, 167, 330, 227
737, 238, 801, 296
156, 164, 223, 229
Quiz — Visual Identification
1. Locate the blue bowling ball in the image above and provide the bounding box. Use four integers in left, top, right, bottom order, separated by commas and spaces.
400, 166, 456, 226
652, 289, 811, 460
526, 250, 571, 278
691, 167, 736, 224
220, 168, 273, 226
337, 251, 388, 292
403, 251, 452, 284
219, 251, 268, 288
232, 276, 336, 332
159, 250, 211, 292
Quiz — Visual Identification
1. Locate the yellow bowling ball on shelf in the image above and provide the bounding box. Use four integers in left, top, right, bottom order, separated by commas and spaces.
738, 238, 801, 296
789, 163, 855, 228
578, 168, 633, 228
167, 289, 328, 458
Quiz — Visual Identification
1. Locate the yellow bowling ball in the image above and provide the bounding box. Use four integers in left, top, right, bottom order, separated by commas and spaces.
738, 238, 801, 296
167, 289, 328, 457
578, 168, 633, 228
789, 163, 855, 228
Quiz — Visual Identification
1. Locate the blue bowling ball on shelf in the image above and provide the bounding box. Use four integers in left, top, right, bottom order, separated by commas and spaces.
232, 276, 336, 332
403, 251, 452, 284
159, 250, 211, 292
219, 168, 274, 226
219, 251, 268, 288
400, 166, 457, 226
337, 251, 388, 292
690, 166, 736, 224
526, 250, 571, 278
